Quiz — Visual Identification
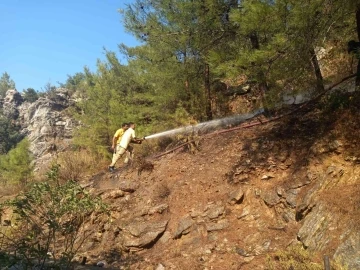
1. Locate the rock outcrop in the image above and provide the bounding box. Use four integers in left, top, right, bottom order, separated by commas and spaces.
296, 165, 360, 269
2, 89, 23, 119
1, 88, 77, 170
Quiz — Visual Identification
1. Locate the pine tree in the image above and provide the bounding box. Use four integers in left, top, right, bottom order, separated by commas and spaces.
23, 88, 39, 103
73, 52, 156, 158
209, 0, 359, 106
0, 72, 16, 97
121, 0, 239, 120
0, 139, 33, 186
0, 116, 23, 154
342, 0, 360, 87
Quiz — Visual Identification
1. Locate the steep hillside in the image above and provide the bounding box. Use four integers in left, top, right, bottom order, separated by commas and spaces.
75, 92, 360, 269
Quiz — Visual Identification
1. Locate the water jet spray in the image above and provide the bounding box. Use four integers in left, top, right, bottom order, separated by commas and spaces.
143, 108, 264, 140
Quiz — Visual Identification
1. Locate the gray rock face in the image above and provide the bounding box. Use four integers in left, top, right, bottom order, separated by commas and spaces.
174, 215, 194, 239
0, 88, 77, 171
285, 188, 298, 208
122, 220, 169, 250
204, 204, 225, 219
118, 180, 139, 193
148, 203, 169, 215
298, 203, 360, 269
261, 188, 280, 207
334, 231, 360, 270
205, 219, 229, 232
2, 89, 23, 119
297, 203, 334, 251
228, 188, 245, 205
295, 165, 360, 268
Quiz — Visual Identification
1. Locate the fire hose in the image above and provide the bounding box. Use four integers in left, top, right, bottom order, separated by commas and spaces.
151, 73, 357, 159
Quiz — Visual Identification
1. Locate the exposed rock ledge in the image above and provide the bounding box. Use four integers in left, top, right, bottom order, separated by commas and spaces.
1, 88, 78, 171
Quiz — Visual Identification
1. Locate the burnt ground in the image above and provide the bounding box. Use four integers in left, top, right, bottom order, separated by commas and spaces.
72, 92, 360, 270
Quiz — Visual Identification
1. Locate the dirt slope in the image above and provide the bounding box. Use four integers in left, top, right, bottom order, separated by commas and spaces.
79, 93, 360, 270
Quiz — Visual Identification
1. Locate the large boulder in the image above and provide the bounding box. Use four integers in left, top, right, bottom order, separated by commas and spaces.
122, 220, 169, 250
2, 89, 23, 119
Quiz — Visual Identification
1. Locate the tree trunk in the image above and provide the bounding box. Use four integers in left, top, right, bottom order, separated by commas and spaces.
204, 64, 212, 120
249, 32, 260, 50
309, 47, 325, 92
249, 32, 268, 94
356, 6, 360, 88
185, 79, 190, 94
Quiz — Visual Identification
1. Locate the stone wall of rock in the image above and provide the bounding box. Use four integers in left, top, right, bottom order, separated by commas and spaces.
296, 164, 360, 269
2, 89, 23, 119
1, 88, 78, 171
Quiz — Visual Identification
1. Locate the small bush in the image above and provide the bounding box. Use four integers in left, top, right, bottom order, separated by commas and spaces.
0, 116, 23, 155
22, 88, 39, 103
0, 164, 107, 269
56, 149, 100, 182
153, 183, 171, 200
322, 91, 355, 112
0, 138, 33, 187
133, 136, 176, 159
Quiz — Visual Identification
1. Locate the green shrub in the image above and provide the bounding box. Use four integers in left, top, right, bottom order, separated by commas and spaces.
323, 91, 353, 111
0, 138, 33, 186
0, 116, 23, 155
0, 164, 107, 269
22, 88, 39, 103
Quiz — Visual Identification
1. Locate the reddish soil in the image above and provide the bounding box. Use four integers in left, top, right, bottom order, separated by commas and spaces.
78, 94, 360, 270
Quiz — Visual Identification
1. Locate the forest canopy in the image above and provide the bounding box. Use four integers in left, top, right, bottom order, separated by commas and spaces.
1, 0, 360, 163
72, 0, 360, 156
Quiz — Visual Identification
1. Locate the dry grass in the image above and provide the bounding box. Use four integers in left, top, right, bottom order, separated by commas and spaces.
56, 149, 101, 182
319, 183, 360, 232
153, 183, 171, 200
0, 184, 22, 200
131, 136, 175, 159
135, 157, 154, 176
266, 245, 348, 270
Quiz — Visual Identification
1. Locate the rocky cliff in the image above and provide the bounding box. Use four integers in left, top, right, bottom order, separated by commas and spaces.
1, 88, 78, 171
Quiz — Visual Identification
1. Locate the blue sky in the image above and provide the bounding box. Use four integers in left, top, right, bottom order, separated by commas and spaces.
0, 0, 139, 92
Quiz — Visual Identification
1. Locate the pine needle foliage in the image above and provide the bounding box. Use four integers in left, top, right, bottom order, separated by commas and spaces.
0, 139, 33, 186
70, 0, 360, 157
0, 164, 107, 269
